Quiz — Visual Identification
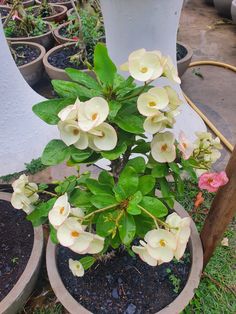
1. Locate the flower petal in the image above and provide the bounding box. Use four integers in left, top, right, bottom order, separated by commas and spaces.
89, 123, 117, 151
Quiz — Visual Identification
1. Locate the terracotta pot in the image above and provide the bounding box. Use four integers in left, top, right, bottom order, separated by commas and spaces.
6, 22, 54, 50
46, 201, 203, 314
11, 41, 46, 86
43, 42, 93, 81
231, 0, 236, 23
27, 4, 67, 23
22, 0, 35, 8
54, 21, 77, 45
0, 5, 11, 23
213, 0, 233, 18
177, 41, 193, 77
36, 0, 72, 9
66, 7, 74, 17
0, 192, 44, 314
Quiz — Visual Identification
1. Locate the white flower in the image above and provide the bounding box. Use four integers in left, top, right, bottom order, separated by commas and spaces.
57, 217, 104, 254
11, 175, 39, 214
144, 112, 172, 134
48, 194, 71, 229
58, 120, 88, 149
165, 213, 191, 260
178, 131, 194, 160
133, 229, 177, 266
137, 87, 169, 116
161, 56, 181, 84
71, 207, 84, 218
69, 259, 84, 277
77, 97, 109, 132
120, 49, 163, 82
58, 98, 80, 121
164, 86, 183, 110
151, 131, 176, 163
88, 123, 117, 151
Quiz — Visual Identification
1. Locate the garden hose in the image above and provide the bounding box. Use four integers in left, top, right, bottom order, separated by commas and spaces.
184, 60, 236, 153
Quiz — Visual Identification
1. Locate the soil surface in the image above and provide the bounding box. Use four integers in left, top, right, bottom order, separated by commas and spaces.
0, 200, 34, 301
28, 6, 58, 18
12, 45, 40, 67
58, 245, 191, 313
0, 7, 10, 18
48, 46, 86, 70
177, 43, 187, 61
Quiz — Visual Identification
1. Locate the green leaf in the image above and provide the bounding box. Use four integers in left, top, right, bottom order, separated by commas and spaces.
126, 157, 146, 173
132, 140, 150, 154
169, 162, 180, 174
79, 256, 96, 270
27, 198, 56, 225
116, 115, 144, 134
65, 68, 101, 91
118, 85, 152, 101
86, 178, 113, 195
134, 215, 154, 237
52, 80, 101, 100
32, 98, 74, 125
127, 191, 142, 215
55, 176, 77, 195
41, 140, 70, 166
138, 175, 155, 195
98, 171, 115, 186
90, 194, 117, 209
70, 189, 92, 208
118, 166, 139, 198
96, 210, 119, 237
101, 142, 127, 160
70, 146, 92, 162
140, 196, 168, 218
173, 173, 184, 195
110, 232, 121, 249
94, 43, 117, 86
108, 100, 122, 119
159, 178, 175, 208
115, 76, 135, 92
119, 213, 136, 245
113, 184, 126, 202
151, 163, 169, 178
50, 224, 59, 244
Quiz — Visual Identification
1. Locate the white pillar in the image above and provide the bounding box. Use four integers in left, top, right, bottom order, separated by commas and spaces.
100, 0, 206, 140
0, 22, 57, 176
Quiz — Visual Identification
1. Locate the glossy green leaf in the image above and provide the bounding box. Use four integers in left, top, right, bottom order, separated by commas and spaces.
79, 256, 96, 270
119, 213, 136, 245
70, 146, 92, 162
127, 191, 143, 215
70, 189, 92, 208
140, 196, 168, 218
108, 100, 122, 119
96, 210, 119, 237
101, 142, 127, 161
65, 68, 101, 91
55, 176, 77, 195
113, 184, 126, 202
86, 178, 113, 195
126, 157, 146, 173
98, 171, 115, 186
90, 194, 118, 209
27, 198, 56, 225
50, 224, 59, 244
159, 178, 175, 208
151, 163, 169, 178
116, 115, 144, 134
41, 140, 70, 166
138, 175, 156, 195
169, 162, 180, 174
118, 166, 139, 198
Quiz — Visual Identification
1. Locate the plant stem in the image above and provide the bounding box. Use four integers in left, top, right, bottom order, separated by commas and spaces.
40, 190, 57, 197
83, 203, 118, 220
137, 204, 170, 229
119, 80, 153, 102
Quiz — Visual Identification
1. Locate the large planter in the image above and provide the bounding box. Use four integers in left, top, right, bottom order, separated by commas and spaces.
213, 0, 233, 18
27, 4, 67, 23
0, 192, 44, 314
43, 42, 93, 81
46, 201, 203, 314
11, 41, 46, 86
36, 0, 72, 9
0, 5, 11, 23
231, 0, 236, 23
6, 23, 54, 50
177, 41, 193, 77
54, 21, 76, 44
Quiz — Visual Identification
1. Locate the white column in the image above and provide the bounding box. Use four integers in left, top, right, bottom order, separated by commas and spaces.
0, 22, 57, 176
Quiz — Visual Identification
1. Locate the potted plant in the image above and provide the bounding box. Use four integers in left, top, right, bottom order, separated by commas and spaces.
176, 41, 193, 77
0, 191, 43, 313
0, 4, 11, 23
26, 0, 67, 23
11, 44, 229, 313
3, 0, 35, 8
4, 4, 53, 49
9, 41, 46, 86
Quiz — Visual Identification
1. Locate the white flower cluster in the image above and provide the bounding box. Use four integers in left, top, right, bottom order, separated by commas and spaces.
11, 174, 39, 214
48, 194, 104, 255
132, 213, 191, 266
58, 97, 117, 151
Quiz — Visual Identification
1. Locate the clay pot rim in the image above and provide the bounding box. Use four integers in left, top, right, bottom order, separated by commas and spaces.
46, 201, 203, 314
27, 4, 67, 20
10, 41, 46, 69
43, 41, 78, 74
6, 21, 52, 42
54, 21, 78, 43
0, 192, 44, 314
66, 7, 74, 17
177, 41, 193, 65
36, 0, 72, 5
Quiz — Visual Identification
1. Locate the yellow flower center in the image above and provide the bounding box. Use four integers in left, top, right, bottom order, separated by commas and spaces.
73, 129, 80, 135
149, 101, 156, 107
60, 207, 65, 214
183, 142, 187, 149
71, 231, 80, 237
140, 66, 148, 73
161, 144, 168, 152
159, 239, 166, 247
208, 178, 214, 184
92, 113, 98, 121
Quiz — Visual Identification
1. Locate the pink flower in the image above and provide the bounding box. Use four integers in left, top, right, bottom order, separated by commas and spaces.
72, 36, 79, 41
12, 10, 21, 21
177, 131, 194, 160
198, 171, 229, 193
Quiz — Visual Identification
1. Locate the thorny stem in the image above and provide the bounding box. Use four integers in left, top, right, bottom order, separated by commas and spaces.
137, 204, 171, 229
26, 184, 57, 197
83, 203, 118, 221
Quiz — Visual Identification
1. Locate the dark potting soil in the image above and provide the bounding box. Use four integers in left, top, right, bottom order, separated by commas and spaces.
58, 245, 191, 313
0, 200, 34, 301
48, 46, 86, 70
12, 45, 40, 67
0, 7, 10, 18
177, 43, 187, 61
